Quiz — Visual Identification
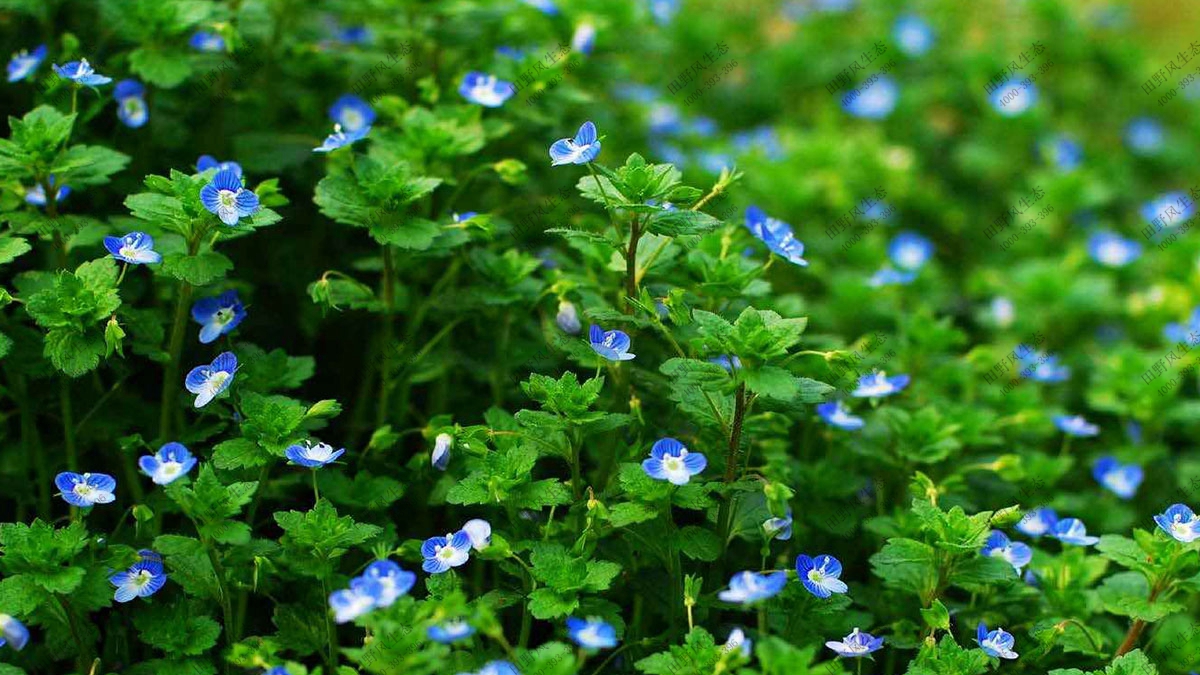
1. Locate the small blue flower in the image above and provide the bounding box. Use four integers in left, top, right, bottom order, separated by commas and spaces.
462, 519, 492, 550
200, 168, 260, 226
825, 628, 884, 658
1054, 414, 1098, 437
432, 433, 453, 471
362, 559, 416, 606
459, 71, 514, 107
556, 300, 581, 334
1041, 134, 1082, 171
851, 371, 909, 398
589, 324, 636, 361
688, 116, 719, 137
1016, 507, 1058, 538
1154, 504, 1200, 543
731, 126, 781, 158
422, 530, 473, 574
104, 232, 162, 265
190, 32, 226, 53
185, 351, 238, 408
109, 550, 167, 602
55, 472, 116, 507
572, 22, 596, 55
52, 58, 112, 87
1141, 191, 1194, 228
329, 94, 375, 133
520, 0, 559, 14
566, 617, 618, 649
989, 80, 1037, 116
1087, 231, 1141, 267
138, 442, 197, 485
25, 176, 70, 207
697, 151, 732, 174
329, 576, 383, 624
648, 102, 683, 135
980, 531, 1032, 574
842, 76, 898, 119
861, 198, 892, 222
1023, 569, 1039, 587
868, 266, 916, 287
710, 355, 741, 372
549, 121, 602, 166
893, 14, 933, 56
648, 0, 680, 25
285, 441, 345, 468
1050, 518, 1100, 546
196, 155, 243, 177
7, 45, 46, 83
474, 662, 519, 675
114, 79, 149, 128
817, 401, 864, 431
453, 212, 477, 224
264, 667, 291, 675
991, 297, 1015, 327
641, 437, 706, 486
313, 124, 370, 153
496, 46, 527, 60
796, 554, 849, 599
331, 25, 372, 45
763, 508, 793, 541
976, 622, 1018, 659
1092, 457, 1143, 500
722, 628, 751, 657
428, 620, 476, 643
744, 206, 808, 266
1018, 348, 1070, 383
191, 290, 246, 344
0, 614, 29, 651
888, 232, 933, 271
1163, 307, 1200, 346
1125, 117, 1163, 155
717, 570, 787, 604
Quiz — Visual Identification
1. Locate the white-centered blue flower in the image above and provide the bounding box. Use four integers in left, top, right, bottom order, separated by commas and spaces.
763, 508, 793, 541
556, 300, 581, 334
1018, 348, 1070, 383
825, 628, 884, 658
7, 45, 46, 83
868, 266, 916, 287
549, 120, 602, 166
200, 168, 260, 226
1141, 191, 1195, 229
722, 628, 751, 657
589, 324, 636, 361
796, 554, 849, 599
428, 620, 476, 643
744, 205, 808, 266
888, 232, 933, 271
0, 614, 29, 651
1016, 507, 1058, 538
462, 519, 492, 550
55, 472, 116, 507
991, 297, 1015, 327
329, 576, 383, 624
285, 441, 345, 468
566, 617, 617, 649
25, 176, 69, 207
109, 550, 167, 602
432, 432, 453, 471
1050, 517, 1100, 546
190, 32, 226, 53
422, 530, 473, 574
314, 123, 371, 153
138, 442, 197, 485
520, 0, 559, 14
641, 437, 706, 485
362, 560, 416, 607
817, 401, 864, 431
851, 371, 909, 398
976, 622, 1018, 659
196, 155, 243, 177
1088, 231, 1141, 267
1125, 117, 1163, 155
104, 231, 161, 265
893, 14, 933, 56
1054, 414, 1098, 437
459, 71, 514, 107
52, 58, 112, 87
114, 79, 148, 128
1164, 307, 1200, 346
1092, 457, 1142, 500
989, 80, 1037, 116
329, 94, 375, 132
717, 571, 787, 604
843, 76, 898, 119
191, 290, 246, 344
1041, 134, 1082, 171
980, 530, 1032, 574
185, 351, 238, 408
1154, 504, 1200, 543
572, 22, 596, 55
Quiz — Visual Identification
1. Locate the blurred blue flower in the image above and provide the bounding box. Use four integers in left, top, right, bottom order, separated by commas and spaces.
732, 126, 782, 159
1050, 518, 1100, 546
980, 530, 1032, 574
589, 324, 636, 361
1125, 117, 1163, 155
572, 22, 596, 55
723, 628, 751, 656
114, 79, 149, 128
1018, 349, 1069, 383
710, 355, 741, 372
648, 0, 679, 24
851, 371, 909, 398
642, 437, 706, 485
1016, 507, 1058, 538
1087, 231, 1141, 267
329, 94, 375, 132
1164, 307, 1200, 346
185, 351, 238, 408
825, 628, 884, 658
888, 232, 933, 271
1092, 457, 1142, 499
1041, 134, 1082, 171
976, 622, 1018, 659
647, 102, 683, 135
432, 432, 452, 471
7, 45, 46, 82
192, 290, 246, 344
429, 620, 476, 643
0, 614, 29, 651
55, 472, 116, 507
1154, 504, 1200, 543
556, 300, 581, 334
330, 24, 372, 45
868, 266, 916, 287
314, 123, 370, 153
990, 296, 1015, 327
25, 176, 69, 206
197, 155, 243, 177
138, 442, 197, 485
52, 58, 111, 86
1141, 191, 1194, 228
190, 32, 226, 53
763, 508, 793, 541
697, 151, 731, 174
817, 401, 864, 430
459, 72, 514, 107
110, 550, 167, 602
496, 46, 527, 60
104, 232, 161, 265
550, 121, 601, 166
893, 14, 933, 56
474, 662, 519, 675
989, 80, 1037, 116
422, 530, 473, 573
329, 576, 383, 623
285, 441, 345, 468
200, 168, 260, 226
462, 519, 492, 550
861, 198, 892, 222
796, 554, 848, 598
362, 560, 416, 606
842, 76, 897, 119
717, 571, 787, 604
521, 0, 558, 14
744, 206, 808, 266
1054, 414, 1097, 437
688, 116, 719, 137
264, 667, 291, 675
567, 617, 618, 649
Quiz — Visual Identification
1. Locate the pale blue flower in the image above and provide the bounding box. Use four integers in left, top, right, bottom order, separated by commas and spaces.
648, 0, 680, 24
641, 437, 706, 485
825, 628, 884, 658
894, 15, 933, 56
52, 58, 112, 86
329, 577, 383, 623
572, 22, 596, 55
1141, 191, 1194, 229
191, 290, 246, 344
104, 232, 161, 265
989, 80, 1037, 116
980, 531, 1032, 574
138, 442, 197, 485
868, 266, 916, 287
1125, 117, 1163, 155
114, 79, 148, 128
1092, 457, 1142, 500
361, 560, 416, 606
722, 628, 751, 657
991, 297, 1015, 327
432, 433, 452, 471
1088, 231, 1141, 267
197, 155, 243, 177
190, 32, 226, 53
459, 72, 514, 107
549, 121, 601, 166
1054, 415, 1097, 437
109, 550, 167, 602
842, 76, 898, 119
648, 102, 682, 135
200, 168, 260, 226
0, 614, 29, 651
888, 232, 933, 271
718, 571, 787, 604
1163, 307, 1200, 346
1018, 349, 1069, 383
710, 355, 741, 372
422, 530, 472, 573
1041, 134, 1082, 171
1154, 504, 1200, 543
521, 0, 558, 14
566, 617, 617, 649
851, 371, 909, 398
25, 176, 69, 206
329, 94, 375, 132
976, 622, 1018, 659
429, 620, 476, 643
589, 324, 636, 361
1050, 518, 1100, 546
763, 508, 793, 541
462, 519, 492, 550
55, 472, 116, 507
285, 441, 345, 468
314, 123, 370, 153
744, 206, 807, 266
796, 554, 848, 599
556, 300, 581, 334
817, 401, 864, 430
185, 351, 238, 408
1016, 507, 1057, 538
7, 45, 46, 83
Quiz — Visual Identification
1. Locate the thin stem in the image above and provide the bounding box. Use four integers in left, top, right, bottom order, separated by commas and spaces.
376, 245, 396, 426
55, 594, 92, 672
586, 163, 615, 213
60, 377, 77, 471
312, 471, 320, 504
158, 234, 201, 442
624, 215, 642, 312
712, 384, 749, 590
321, 573, 339, 671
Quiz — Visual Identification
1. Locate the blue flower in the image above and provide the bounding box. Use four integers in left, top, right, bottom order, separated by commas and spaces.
196, 155, 243, 177
0, 614, 29, 651
330, 25, 372, 45
329, 576, 383, 623
185, 351, 238, 408
842, 76, 898, 119
422, 530, 473, 573
648, 0, 680, 24
1163, 307, 1200, 346
190, 32, 226, 53
191, 291, 246, 344
428, 620, 476, 643
329, 94, 375, 133
52, 58, 112, 86
980, 531, 1032, 574
285, 441, 345, 468
1050, 518, 1100, 546
432, 433, 453, 471
744, 206, 808, 266
104, 232, 161, 265
648, 102, 682, 135
549, 121, 602, 166
7, 45, 46, 82
861, 198, 892, 222
472, 662, 519, 675
264, 667, 291, 675
520, 0, 559, 14
868, 266, 916, 287
888, 232, 933, 271
1154, 504, 1200, 543
1018, 348, 1070, 383
1125, 117, 1163, 155
989, 80, 1037, 116
566, 617, 618, 649
200, 168, 260, 226
361, 560, 416, 606
763, 508, 793, 541
893, 14, 933, 56
55, 472, 116, 507
109, 550, 167, 602
851, 371, 909, 398
1141, 191, 1194, 228
452, 212, 478, 224
556, 300, 581, 334
589, 324, 636, 361
138, 442, 197, 485
976, 622, 1018, 659
459, 72, 514, 107
1041, 134, 1082, 171
572, 22, 596, 55
796, 554, 849, 599
1016, 507, 1058, 538
496, 46, 527, 60
722, 628, 751, 657
25, 176, 70, 207
314, 124, 370, 153
1054, 414, 1098, 437
717, 571, 787, 604
817, 401, 864, 431
710, 355, 741, 372
114, 79, 149, 128
641, 437, 706, 485
462, 519, 492, 550
825, 628, 883, 659
689, 116, 719, 137
991, 297, 1015, 327
1092, 457, 1143, 499
1087, 231, 1141, 267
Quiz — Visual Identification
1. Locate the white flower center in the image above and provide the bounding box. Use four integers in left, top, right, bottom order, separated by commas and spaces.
208, 371, 229, 390
218, 189, 238, 208
73, 483, 94, 497
161, 463, 181, 476
119, 244, 140, 259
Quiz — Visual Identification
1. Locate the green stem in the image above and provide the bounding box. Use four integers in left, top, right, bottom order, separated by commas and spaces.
377, 245, 396, 426
60, 377, 77, 471
158, 234, 201, 442
312, 471, 320, 504
55, 594, 92, 672
321, 573, 339, 671
624, 215, 642, 311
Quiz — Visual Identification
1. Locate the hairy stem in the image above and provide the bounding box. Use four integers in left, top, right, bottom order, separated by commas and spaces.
624, 215, 642, 312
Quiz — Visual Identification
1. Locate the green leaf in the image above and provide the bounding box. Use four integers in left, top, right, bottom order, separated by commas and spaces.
0, 520, 89, 594
644, 209, 721, 236
210, 438, 272, 470
1106, 650, 1158, 675
165, 464, 257, 524
274, 499, 381, 569
160, 251, 234, 286
526, 588, 579, 619
675, 526, 721, 562
1098, 572, 1185, 622
869, 538, 938, 600
920, 599, 950, 631
0, 236, 32, 265
133, 599, 222, 655
130, 47, 194, 87
44, 327, 105, 377
51, 144, 131, 187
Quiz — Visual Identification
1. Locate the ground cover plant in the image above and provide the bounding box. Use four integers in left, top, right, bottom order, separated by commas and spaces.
1, 0, 1200, 673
